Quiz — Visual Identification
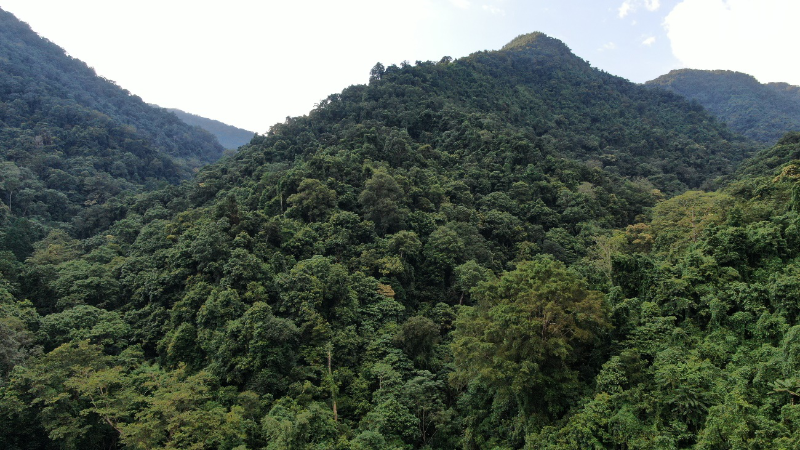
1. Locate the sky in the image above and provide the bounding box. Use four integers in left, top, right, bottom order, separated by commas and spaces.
1, 0, 798, 133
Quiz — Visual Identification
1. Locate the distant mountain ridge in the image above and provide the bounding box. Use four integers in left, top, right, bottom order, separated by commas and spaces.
767, 81, 800, 102
647, 69, 800, 145
165, 107, 255, 149
0, 9, 224, 165
0, 7, 225, 248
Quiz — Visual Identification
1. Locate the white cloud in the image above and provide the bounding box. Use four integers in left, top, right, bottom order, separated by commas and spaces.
449, 0, 471, 9
645, 0, 660, 11
482, 4, 505, 15
642, 36, 656, 46
664, 0, 800, 85
618, 1, 633, 18
619, 0, 661, 18
599, 42, 617, 52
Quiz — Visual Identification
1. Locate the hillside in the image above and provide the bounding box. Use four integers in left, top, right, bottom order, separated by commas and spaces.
7, 32, 800, 449
0, 8, 225, 252
229, 32, 753, 199
647, 69, 800, 145
166, 108, 255, 149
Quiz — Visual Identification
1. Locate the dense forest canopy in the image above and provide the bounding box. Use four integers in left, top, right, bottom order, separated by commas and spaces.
3, 18, 800, 449
647, 68, 800, 146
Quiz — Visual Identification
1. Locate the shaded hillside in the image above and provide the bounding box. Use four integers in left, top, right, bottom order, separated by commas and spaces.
3, 32, 792, 450
732, 131, 800, 180
167, 108, 255, 149
647, 69, 800, 145
0, 8, 225, 252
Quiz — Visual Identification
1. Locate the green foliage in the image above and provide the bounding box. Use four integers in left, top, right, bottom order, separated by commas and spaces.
0, 297, 39, 378
359, 170, 406, 235
4, 20, 799, 450
650, 190, 733, 253
262, 398, 339, 450
37, 305, 130, 353
451, 256, 608, 441
288, 178, 338, 222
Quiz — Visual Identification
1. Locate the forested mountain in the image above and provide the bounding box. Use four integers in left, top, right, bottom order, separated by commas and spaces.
0, 8, 224, 254
167, 107, 255, 150
5, 30, 800, 449
647, 69, 800, 145
767, 81, 800, 103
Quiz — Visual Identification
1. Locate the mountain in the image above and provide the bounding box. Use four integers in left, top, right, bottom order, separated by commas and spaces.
8, 31, 800, 450
265, 32, 751, 195
647, 69, 800, 145
0, 8, 225, 251
166, 108, 255, 150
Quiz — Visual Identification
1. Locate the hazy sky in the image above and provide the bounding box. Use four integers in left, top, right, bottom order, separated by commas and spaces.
1, 0, 798, 133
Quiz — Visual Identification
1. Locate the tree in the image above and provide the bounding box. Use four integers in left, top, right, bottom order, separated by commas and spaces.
454, 260, 494, 305
369, 62, 385, 82
212, 301, 299, 391
358, 170, 405, 235
400, 371, 446, 446
261, 398, 339, 450
37, 305, 130, 354
650, 190, 733, 252
120, 366, 250, 450
3, 341, 119, 449
0, 297, 38, 378
287, 178, 337, 222
393, 316, 440, 366
451, 256, 608, 422
0, 161, 22, 213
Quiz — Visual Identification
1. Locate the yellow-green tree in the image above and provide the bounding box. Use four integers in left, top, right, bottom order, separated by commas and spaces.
451, 256, 608, 432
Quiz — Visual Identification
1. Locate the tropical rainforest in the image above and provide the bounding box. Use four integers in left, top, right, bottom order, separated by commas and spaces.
2, 7, 800, 450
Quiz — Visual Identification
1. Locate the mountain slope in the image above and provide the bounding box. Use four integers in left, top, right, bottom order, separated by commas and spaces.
647, 69, 800, 145
166, 108, 255, 149
0, 31, 780, 449
0, 8, 225, 250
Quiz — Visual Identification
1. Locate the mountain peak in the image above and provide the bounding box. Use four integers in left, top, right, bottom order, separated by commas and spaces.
501, 32, 574, 57
497, 32, 589, 71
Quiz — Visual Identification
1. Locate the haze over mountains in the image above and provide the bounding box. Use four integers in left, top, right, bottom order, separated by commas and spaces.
4, 7, 800, 449
648, 69, 800, 146
0, 9, 224, 165
0, 8, 228, 249
166, 107, 255, 150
